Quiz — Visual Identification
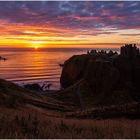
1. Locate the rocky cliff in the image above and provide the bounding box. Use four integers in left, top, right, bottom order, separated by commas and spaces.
60, 46, 140, 108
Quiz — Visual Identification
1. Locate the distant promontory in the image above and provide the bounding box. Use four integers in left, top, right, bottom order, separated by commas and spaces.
60, 44, 140, 109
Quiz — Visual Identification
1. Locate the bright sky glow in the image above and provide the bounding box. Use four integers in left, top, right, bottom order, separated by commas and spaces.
0, 1, 139, 48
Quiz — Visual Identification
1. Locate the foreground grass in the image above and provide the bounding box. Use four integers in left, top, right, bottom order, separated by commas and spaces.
0, 114, 140, 139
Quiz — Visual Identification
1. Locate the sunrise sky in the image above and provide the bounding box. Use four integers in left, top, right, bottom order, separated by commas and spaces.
0, 1, 140, 48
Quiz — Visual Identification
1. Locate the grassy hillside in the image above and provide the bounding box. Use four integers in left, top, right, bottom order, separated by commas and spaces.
0, 79, 74, 113
0, 79, 140, 138
0, 112, 140, 139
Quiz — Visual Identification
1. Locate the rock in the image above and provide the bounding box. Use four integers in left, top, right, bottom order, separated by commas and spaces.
24, 83, 41, 91
60, 55, 90, 88
132, 66, 140, 91
114, 57, 133, 83
84, 59, 120, 95
59, 44, 140, 108
60, 53, 115, 88
60, 44, 140, 97
0, 56, 7, 61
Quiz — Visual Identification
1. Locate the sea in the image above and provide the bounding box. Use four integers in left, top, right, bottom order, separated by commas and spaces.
0, 47, 119, 90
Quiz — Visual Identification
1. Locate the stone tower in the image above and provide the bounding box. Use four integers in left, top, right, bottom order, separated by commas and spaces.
120, 44, 139, 58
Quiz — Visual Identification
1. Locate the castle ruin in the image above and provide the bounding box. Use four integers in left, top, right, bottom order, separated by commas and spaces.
120, 44, 139, 58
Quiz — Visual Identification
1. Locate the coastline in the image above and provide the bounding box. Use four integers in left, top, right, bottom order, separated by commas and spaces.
0, 44, 140, 138
0, 47, 120, 90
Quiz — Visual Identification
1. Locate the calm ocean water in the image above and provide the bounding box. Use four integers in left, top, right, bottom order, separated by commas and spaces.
0, 47, 119, 90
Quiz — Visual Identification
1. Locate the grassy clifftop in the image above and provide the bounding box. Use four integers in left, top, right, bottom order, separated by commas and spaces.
0, 79, 140, 138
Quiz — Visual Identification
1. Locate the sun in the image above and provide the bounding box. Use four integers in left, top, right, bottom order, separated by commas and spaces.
34, 46, 39, 49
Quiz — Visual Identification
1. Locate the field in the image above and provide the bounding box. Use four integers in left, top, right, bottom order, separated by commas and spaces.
0, 107, 140, 139
0, 79, 140, 139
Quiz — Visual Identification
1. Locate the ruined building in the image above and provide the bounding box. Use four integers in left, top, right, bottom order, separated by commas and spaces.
120, 44, 139, 58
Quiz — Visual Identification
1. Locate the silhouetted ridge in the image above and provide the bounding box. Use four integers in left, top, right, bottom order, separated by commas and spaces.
60, 44, 140, 108
120, 44, 140, 58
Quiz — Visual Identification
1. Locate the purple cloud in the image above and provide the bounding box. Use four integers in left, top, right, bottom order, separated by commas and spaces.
0, 1, 139, 36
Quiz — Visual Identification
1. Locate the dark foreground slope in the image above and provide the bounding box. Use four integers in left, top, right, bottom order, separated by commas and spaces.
0, 78, 74, 115
0, 75, 140, 138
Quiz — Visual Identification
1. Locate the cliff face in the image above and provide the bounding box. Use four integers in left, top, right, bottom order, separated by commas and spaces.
60, 53, 112, 88
85, 60, 120, 95
114, 57, 140, 92
60, 55, 89, 88
60, 50, 140, 107
60, 53, 119, 91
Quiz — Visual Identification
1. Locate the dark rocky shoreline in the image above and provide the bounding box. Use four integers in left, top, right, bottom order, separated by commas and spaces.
0, 56, 7, 61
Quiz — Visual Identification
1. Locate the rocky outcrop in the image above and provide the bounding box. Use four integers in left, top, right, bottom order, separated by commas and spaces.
0, 56, 7, 61
60, 44, 140, 107
24, 83, 41, 91
60, 53, 114, 88
60, 55, 90, 88
85, 59, 120, 95
61, 46, 140, 92
60, 53, 118, 89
